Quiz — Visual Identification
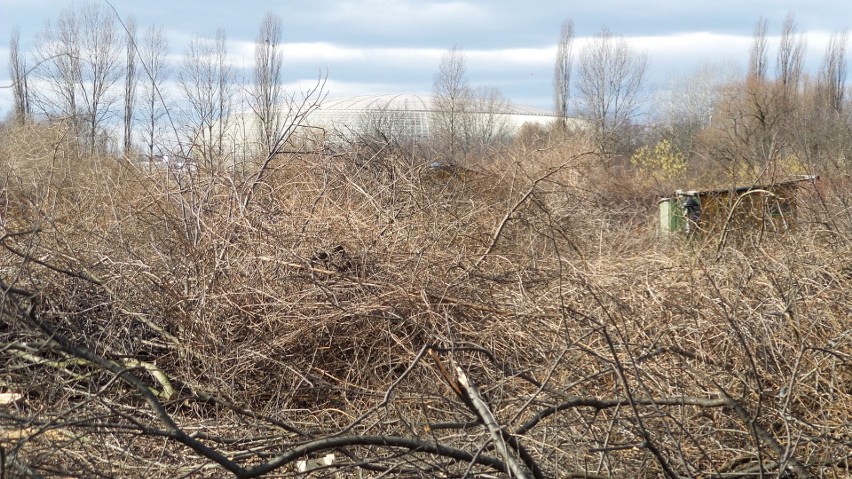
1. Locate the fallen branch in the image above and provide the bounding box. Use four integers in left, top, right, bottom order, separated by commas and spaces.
455, 365, 530, 479
242, 434, 508, 477
516, 395, 730, 435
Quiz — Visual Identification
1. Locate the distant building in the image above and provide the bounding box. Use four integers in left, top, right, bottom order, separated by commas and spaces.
132, 154, 193, 171
658, 176, 818, 237
216, 93, 578, 154
306, 93, 568, 140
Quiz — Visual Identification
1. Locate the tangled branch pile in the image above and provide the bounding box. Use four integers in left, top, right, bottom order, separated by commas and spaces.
0, 127, 850, 477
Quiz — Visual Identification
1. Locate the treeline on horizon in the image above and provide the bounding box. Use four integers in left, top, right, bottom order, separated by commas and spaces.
3, 3, 851, 193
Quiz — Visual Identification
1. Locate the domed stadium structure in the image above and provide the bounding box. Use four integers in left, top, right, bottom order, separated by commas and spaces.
305, 93, 562, 140
218, 93, 570, 152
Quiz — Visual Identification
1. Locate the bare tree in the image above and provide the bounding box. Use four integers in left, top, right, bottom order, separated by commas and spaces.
432, 46, 473, 160
214, 29, 233, 162
32, 10, 81, 124
178, 29, 235, 167
31, 3, 123, 153
431, 47, 510, 160
251, 12, 285, 157
653, 62, 740, 154
465, 86, 511, 149
553, 19, 574, 127
818, 30, 848, 114
574, 28, 647, 152
748, 17, 769, 82
776, 12, 806, 95
9, 26, 31, 123
138, 24, 170, 163
78, 2, 123, 153
123, 16, 137, 156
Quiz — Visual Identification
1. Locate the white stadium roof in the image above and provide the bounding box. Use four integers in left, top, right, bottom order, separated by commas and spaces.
317, 93, 556, 117
217, 93, 570, 154
304, 93, 560, 140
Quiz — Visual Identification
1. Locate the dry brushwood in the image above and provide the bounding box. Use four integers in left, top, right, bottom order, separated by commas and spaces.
0, 135, 850, 478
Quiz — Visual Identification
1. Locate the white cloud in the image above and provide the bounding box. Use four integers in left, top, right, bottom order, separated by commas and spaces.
467, 47, 556, 67
632, 32, 750, 58
248, 42, 554, 71
232, 41, 444, 66
555, 29, 841, 86
281, 42, 370, 62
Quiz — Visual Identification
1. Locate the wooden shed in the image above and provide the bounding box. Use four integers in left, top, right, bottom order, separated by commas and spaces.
658, 176, 818, 237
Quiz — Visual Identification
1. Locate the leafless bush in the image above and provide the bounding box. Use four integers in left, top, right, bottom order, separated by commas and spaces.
0, 128, 850, 478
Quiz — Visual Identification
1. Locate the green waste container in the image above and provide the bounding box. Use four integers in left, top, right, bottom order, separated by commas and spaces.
658, 197, 685, 233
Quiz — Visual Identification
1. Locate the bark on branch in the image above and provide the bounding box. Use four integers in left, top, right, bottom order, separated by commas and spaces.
455, 365, 530, 479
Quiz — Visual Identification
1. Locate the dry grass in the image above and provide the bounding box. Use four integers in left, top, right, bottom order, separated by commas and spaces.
0, 131, 849, 477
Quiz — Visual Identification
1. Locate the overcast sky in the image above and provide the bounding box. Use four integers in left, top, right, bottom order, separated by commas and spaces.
0, 0, 850, 117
